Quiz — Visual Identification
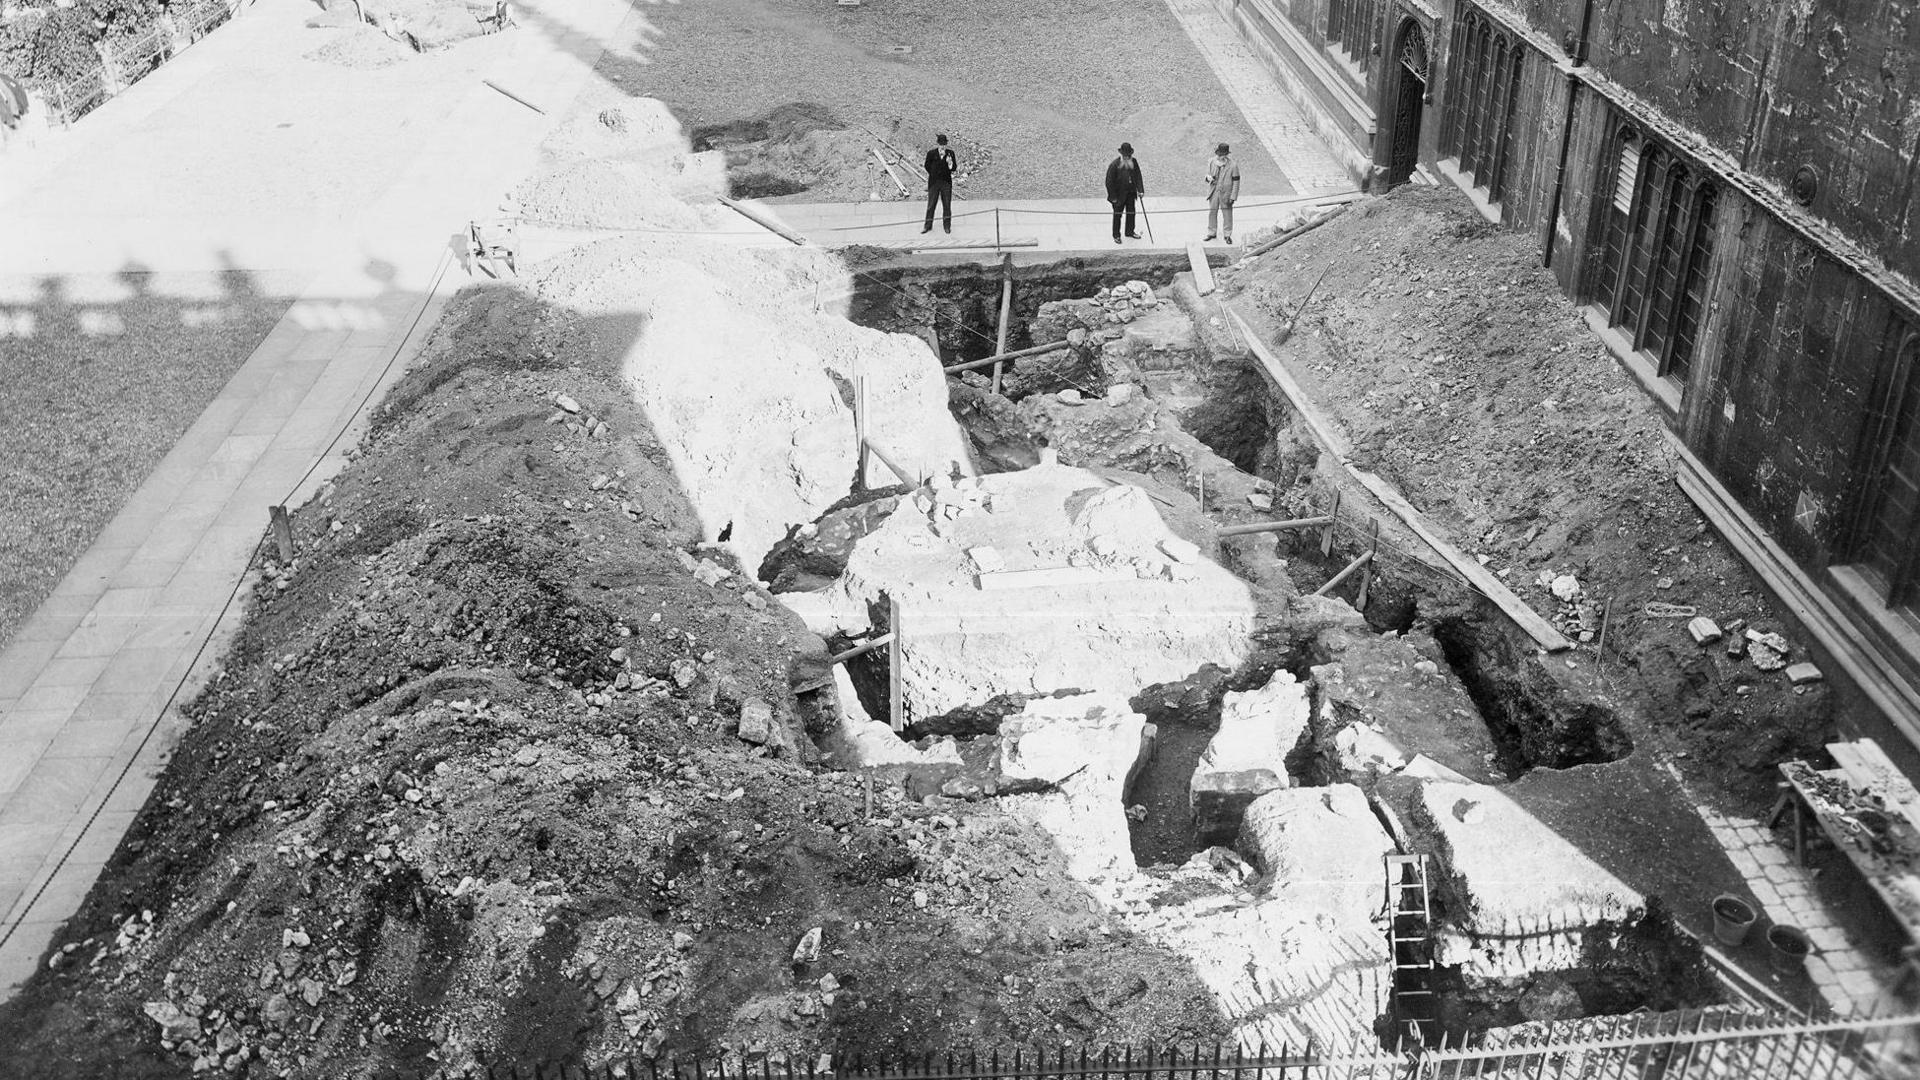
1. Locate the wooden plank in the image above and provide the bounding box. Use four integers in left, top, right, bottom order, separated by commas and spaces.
1187, 240, 1216, 295
1832, 737, 1920, 831
992, 252, 1012, 396
717, 195, 807, 245
1228, 307, 1568, 651
869, 147, 908, 196
974, 566, 1137, 591
1227, 310, 1353, 461
1217, 515, 1332, 537
1668, 427, 1920, 750
943, 338, 1072, 374
887, 595, 902, 731
1353, 469, 1573, 652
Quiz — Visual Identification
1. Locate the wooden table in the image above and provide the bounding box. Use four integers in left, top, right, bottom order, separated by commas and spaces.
1773, 740, 1920, 987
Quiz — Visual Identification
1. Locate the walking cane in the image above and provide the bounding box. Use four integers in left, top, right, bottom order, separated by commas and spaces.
1138, 195, 1155, 245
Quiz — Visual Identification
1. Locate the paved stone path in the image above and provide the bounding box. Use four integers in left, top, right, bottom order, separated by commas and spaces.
0, 0, 638, 998
1695, 801, 1899, 1014
1158, 0, 1355, 195
762, 193, 1357, 252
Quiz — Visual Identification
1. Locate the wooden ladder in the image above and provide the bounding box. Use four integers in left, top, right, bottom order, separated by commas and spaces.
1384, 852, 1439, 1045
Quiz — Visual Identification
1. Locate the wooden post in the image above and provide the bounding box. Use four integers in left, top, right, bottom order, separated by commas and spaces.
854, 375, 869, 489
887, 595, 903, 731
268, 504, 295, 564
1312, 549, 1373, 597
1356, 519, 1379, 610
1321, 489, 1341, 557
992, 252, 1012, 396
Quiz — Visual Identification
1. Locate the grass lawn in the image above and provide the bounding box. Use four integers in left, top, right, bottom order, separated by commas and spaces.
600, 0, 1290, 202
0, 270, 304, 652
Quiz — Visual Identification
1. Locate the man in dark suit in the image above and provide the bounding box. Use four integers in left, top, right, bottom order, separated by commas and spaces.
1105, 142, 1145, 244
923, 134, 957, 234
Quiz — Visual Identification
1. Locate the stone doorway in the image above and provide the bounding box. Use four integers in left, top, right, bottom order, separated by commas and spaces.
1385, 19, 1428, 187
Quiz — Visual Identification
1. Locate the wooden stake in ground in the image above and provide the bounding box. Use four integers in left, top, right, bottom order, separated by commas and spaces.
992, 252, 1013, 395
268, 505, 295, 564
854, 375, 869, 488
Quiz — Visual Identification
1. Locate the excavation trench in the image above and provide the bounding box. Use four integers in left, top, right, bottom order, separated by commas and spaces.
819, 259, 1701, 1046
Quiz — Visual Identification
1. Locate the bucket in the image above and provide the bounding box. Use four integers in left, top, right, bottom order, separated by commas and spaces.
1767, 924, 1812, 974
1711, 895, 1758, 946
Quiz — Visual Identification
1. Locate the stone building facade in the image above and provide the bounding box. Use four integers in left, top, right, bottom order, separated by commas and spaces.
1211, 0, 1920, 747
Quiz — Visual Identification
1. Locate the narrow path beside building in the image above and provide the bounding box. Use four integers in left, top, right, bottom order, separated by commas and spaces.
0, 0, 643, 997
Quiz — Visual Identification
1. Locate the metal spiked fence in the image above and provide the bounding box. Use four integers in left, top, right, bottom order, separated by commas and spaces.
422, 1009, 1920, 1080
39, 0, 236, 125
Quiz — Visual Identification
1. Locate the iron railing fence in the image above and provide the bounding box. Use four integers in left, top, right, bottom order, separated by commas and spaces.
38, 0, 236, 124
413, 1010, 1920, 1080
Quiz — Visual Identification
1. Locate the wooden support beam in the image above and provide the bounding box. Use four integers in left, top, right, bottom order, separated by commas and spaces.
1230, 307, 1569, 652
1356, 518, 1380, 610
870, 147, 909, 197
853, 375, 869, 488
1228, 310, 1353, 460
717, 195, 807, 246
1217, 515, 1332, 537
829, 632, 894, 665
863, 439, 917, 487
993, 252, 1013, 396
1187, 240, 1216, 295
942, 337, 1072, 375
1312, 549, 1373, 597
1242, 203, 1347, 259
268, 505, 295, 563
887, 595, 903, 731
1321, 489, 1341, 557
1352, 468, 1573, 652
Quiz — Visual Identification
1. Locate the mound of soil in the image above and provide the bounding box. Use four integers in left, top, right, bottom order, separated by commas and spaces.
1221, 186, 1833, 809
303, 25, 414, 68
0, 280, 1228, 1078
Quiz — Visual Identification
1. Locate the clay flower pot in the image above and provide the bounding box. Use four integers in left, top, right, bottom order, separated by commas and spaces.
1711, 894, 1757, 947
1766, 923, 1812, 974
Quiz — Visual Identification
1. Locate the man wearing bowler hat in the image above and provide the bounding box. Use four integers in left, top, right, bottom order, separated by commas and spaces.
1105, 142, 1145, 244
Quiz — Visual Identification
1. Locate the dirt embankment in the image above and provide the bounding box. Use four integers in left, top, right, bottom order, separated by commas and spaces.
1221, 187, 1832, 810
0, 284, 1226, 1077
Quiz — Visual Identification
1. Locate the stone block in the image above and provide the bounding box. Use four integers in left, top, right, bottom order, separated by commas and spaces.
1786, 662, 1823, 685
1237, 784, 1394, 916
1191, 670, 1310, 846
1686, 616, 1722, 645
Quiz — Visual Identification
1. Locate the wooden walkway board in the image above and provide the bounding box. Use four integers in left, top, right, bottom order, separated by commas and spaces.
1188, 240, 1216, 295
1226, 308, 1570, 653
1353, 471, 1572, 652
